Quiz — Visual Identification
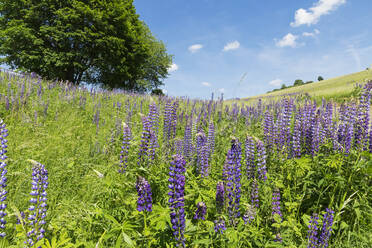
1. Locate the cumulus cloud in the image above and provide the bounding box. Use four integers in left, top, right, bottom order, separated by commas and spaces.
188, 44, 203, 53
223, 41, 240, 51
290, 0, 346, 27
303, 29, 320, 37
269, 79, 283, 87
275, 33, 298, 48
201, 82, 211, 87
168, 63, 178, 72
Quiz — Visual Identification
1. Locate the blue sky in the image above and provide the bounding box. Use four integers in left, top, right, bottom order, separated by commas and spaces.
134, 0, 372, 99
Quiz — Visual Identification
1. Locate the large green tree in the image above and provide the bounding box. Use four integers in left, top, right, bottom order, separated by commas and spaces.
0, 0, 172, 92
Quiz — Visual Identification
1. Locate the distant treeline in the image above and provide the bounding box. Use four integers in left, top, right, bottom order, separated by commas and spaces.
268, 76, 324, 93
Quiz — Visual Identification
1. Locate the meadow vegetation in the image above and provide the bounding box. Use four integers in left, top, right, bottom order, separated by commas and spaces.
0, 70, 371, 247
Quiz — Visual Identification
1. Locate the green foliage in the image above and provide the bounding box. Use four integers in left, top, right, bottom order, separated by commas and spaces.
0, 0, 172, 92
293, 79, 304, 86
151, 88, 165, 96
318, 76, 324, 81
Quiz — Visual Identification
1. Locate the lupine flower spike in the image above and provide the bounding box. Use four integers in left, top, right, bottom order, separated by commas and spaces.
214, 217, 226, 234
216, 182, 224, 213
272, 188, 282, 222
26, 160, 48, 247
136, 176, 152, 212
168, 155, 186, 247
0, 120, 8, 238
307, 213, 319, 248
319, 208, 334, 248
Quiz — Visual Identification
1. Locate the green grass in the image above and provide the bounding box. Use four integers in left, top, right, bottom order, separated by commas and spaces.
243, 69, 372, 102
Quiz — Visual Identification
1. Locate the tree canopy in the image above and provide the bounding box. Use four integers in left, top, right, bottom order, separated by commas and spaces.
0, 0, 172, 92
293, 79, 304, 86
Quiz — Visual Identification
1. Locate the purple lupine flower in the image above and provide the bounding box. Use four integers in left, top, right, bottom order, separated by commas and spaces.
293, 116, 302, 158
311, 117, 321, 156
118, 123, 131, 173
251, 179, 259, 209
26, 161, 48, 247
272, 188, 282, 222
324, 102, 334, 138
263, 112, 274, 151
280, 98, 294, 151
355, 82, 371, 150
175, 139, 184, 156
138, 116, 151, 165
319, 208, 334, 248
163, 100, 179, 150
225, 139, 242, 223
183, 119, 193, 160
245, 136, 255, 179
214, 217, 226, 234
307, 213, 319, 248
369, 125, 372, 153
148, 129, 158, 160
256, 140, 267, 182
196, 132, 209, 177
216, 182, 224, 213
0, 120, 8, 238
136, 176, 152, 212
168, 155, 186, 247
148, 102, 159, 157
344, 104, 356, 155
207, 121, 215, 156
194, 202, 207, 220
242, 204, 256, 224
200, 144, 210, 177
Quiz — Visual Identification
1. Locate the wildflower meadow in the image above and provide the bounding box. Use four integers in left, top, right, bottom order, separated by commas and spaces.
0, 70, 371, 247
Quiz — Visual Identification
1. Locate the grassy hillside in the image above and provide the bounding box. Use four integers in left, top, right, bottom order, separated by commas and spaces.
245, 69, 372, 102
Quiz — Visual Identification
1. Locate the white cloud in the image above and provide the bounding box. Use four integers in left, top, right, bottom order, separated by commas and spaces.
218, 88, 225, 93
290, 0, 346, 27
201, 82, 211, 87
223, 41, 240, 51
275, 33, 298, 48
269, 79, 283, 87
188, 44, 203, 53
168, 63, 178, 72
302, 29, 320, 37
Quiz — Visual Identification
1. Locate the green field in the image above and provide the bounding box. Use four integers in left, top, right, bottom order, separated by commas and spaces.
244, 69, 372, 102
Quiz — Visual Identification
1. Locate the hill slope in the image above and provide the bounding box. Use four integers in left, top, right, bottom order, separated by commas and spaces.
245, 69, 372, 101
